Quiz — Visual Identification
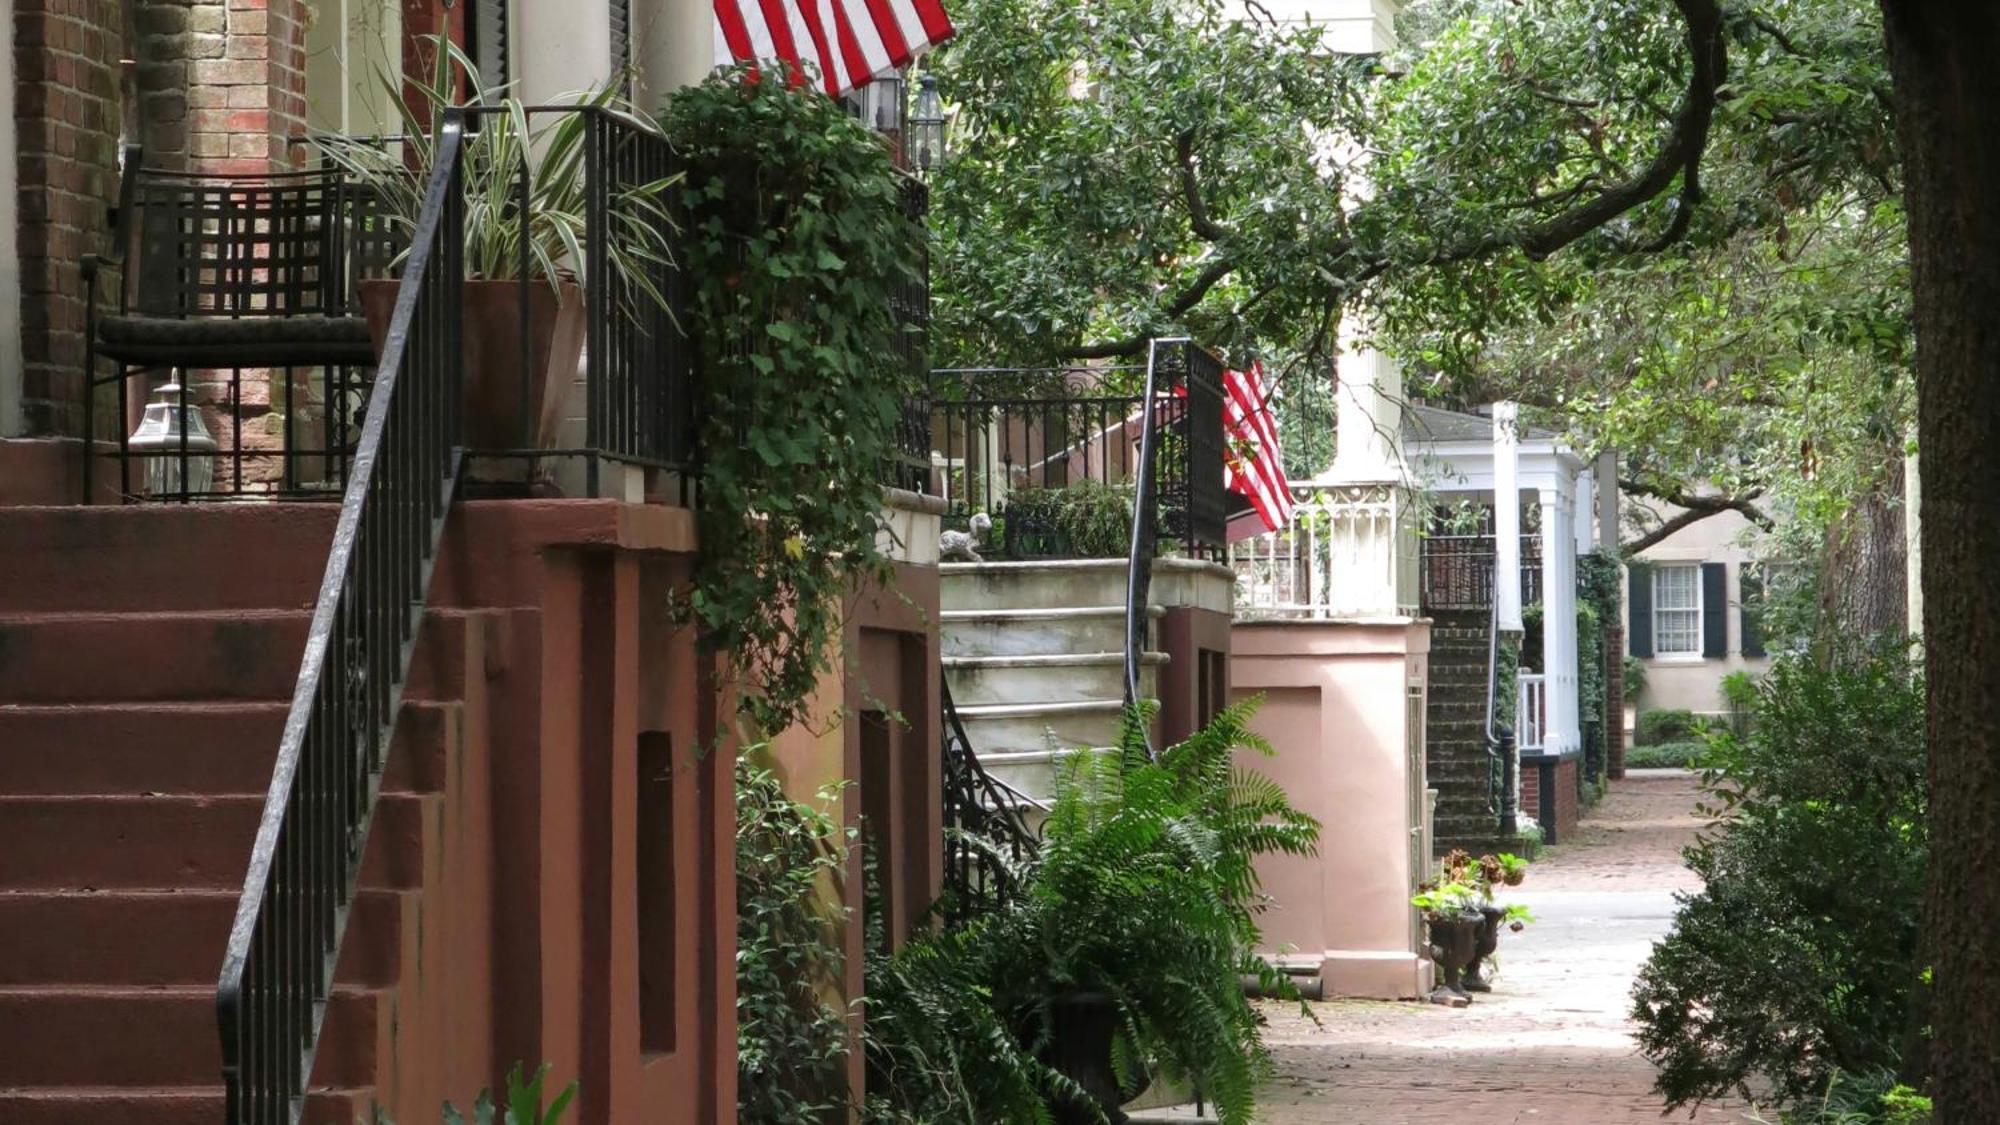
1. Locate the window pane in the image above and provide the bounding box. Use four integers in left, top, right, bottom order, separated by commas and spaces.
1653, 566, 1702, 654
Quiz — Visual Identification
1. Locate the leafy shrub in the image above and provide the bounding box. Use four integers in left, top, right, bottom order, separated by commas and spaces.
1624, 740, 1708, 769
1635, 707, 1699, 746
736, 758, 855, 1122
1623, 655, 1649, 702
1721, 670, 1760, 738
1001, 479, 1135, 558
1756, 1068, 1933, 1124
864, 700, 1319, 1123
1631, 647, 1926, 1111
375, 1063, 575, 1124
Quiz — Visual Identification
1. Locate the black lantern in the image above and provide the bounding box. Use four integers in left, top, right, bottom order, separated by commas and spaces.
909, 73, 945, 174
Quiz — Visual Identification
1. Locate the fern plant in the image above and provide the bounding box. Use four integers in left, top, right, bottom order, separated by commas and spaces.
865, 699, 1318, 1123
373, 1063, 576, 1125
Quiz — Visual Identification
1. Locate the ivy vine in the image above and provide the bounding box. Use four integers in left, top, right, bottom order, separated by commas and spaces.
663, 68, 925, 735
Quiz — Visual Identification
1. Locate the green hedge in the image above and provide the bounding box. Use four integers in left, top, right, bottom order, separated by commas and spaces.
1636, 708, 1700, 746
1624, 740, 1707, 769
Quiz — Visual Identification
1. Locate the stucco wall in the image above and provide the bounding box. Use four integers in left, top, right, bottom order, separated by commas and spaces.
1624, 500, 1772, 719
1231, 618, 1432, 1000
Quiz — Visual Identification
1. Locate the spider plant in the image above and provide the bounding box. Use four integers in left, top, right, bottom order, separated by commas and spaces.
314, 35, 678, 324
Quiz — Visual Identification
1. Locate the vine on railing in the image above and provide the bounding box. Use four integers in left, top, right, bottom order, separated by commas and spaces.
215, 118, 466, 1125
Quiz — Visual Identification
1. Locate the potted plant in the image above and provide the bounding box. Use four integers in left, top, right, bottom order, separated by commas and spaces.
1420, 850, 1534, 997
1412, 872, 1484, 1002
321, 37, 676, 463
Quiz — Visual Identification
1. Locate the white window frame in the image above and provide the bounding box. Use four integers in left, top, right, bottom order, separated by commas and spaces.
1652, 563, 1703, 658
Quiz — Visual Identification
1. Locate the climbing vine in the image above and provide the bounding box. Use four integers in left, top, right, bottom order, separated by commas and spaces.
663, 68, 926, 733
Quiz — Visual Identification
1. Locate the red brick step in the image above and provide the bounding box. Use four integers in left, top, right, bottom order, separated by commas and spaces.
0, 610, 311, 703
0, 505, 335, 614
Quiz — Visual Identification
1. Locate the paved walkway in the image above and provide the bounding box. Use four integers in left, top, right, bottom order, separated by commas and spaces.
1247, 770, 1753, 1124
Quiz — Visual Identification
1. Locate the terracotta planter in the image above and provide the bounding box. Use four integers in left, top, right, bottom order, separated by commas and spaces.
1461, 905, 1507, 993
1425, 913, 1482, 997
1038, 992, 1150, 1125
359, 277, 586, 463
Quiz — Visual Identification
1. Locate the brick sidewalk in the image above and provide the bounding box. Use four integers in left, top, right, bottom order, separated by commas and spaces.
1247, 771, 1756, 1124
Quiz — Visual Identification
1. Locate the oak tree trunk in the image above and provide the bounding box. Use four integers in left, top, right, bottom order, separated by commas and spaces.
1819, 460, 1908, 640
1881, 4, 2000, 1116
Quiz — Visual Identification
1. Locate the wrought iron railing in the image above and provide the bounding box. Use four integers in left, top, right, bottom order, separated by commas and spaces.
884, 176, 931, 493
1418, 533, 1543, 611
940, 676, 1042, 928
215, 116, 466, 1125
929, 341, 1225, 560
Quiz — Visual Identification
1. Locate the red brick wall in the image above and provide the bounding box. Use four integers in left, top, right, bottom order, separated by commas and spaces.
14, 0, 124, 436
1522, 756, 1581, 844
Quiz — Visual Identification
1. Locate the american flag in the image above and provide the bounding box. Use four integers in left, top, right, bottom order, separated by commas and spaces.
714, 0, 956, 99
1221, 360, 1294, 535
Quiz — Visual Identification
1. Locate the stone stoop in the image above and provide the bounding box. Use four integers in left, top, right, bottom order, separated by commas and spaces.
1425, 608, 1505, 855
941, 559, 1193, 804
0, 505, 489, 1125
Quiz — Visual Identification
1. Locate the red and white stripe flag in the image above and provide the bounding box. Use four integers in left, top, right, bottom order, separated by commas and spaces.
1221, 360, 1294, 536
714, 0, 955, 99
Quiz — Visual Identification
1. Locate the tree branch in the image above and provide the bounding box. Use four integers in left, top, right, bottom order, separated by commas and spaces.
1176, 129, 1232, 243
1428, 0, 1727, 264
1619, 476, 1774, 553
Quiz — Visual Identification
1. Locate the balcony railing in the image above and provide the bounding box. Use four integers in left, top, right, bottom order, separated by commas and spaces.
83, 106, 696, 504
1419, 533, 1543, 612
927, 340, 1226, 560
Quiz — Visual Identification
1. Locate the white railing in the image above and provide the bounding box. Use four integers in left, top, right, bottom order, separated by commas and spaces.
1230, 482, 1419, 618
1518, 673, 1547, 752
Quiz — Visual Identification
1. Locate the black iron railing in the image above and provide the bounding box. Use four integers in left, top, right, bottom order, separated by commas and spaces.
1418, 533, 1543, 611
884, 177, 931, 493
940, 677, 1042, 928
929, 341, 1225, 560
82, 155, 401, 502
215, 115, 466, 1125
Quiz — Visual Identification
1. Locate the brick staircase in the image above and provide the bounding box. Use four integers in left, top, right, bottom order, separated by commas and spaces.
0, 505, 489, 1124
1425, 609, 1504, 854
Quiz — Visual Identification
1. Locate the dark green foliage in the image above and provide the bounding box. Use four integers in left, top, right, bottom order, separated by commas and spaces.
735, 759, 854, 1121
1623, 740, 1708, 770
864, 701, 1320, 1123
1721, 670, 1760, 738
376, 1063, 576, 1125
1624, 656, 1650, 704
1770, 1068, 1934, 1124
1001, 480, 1135, 559
1636, 708, 1700, 746
1631, 647, 1926, 1110
662, 69, 924, 733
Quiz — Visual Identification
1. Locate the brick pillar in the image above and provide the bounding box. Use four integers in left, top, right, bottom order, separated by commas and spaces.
178, 0, 306, 174
13, 0, 125, 437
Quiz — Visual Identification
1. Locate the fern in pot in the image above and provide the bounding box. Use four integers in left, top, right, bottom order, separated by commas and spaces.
866, 700, 1318, 1124
320, 36, 677, 460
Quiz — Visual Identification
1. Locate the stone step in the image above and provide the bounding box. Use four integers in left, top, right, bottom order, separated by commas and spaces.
942, 605, 1161, 658
0, 984, 386, 1089
0, 1087, 371, 1125
942, 558, 1233, 615
944, 651, 1166, 706
955, 698, 1140, 757
0, 505, 333, 614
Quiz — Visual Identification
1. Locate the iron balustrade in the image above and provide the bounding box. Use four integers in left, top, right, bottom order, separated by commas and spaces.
928, 341, 1225, 560
1418, 533, 1543, 611
940, 676, 1043, 928
884, 176, 932, 493
215, 114, 466, 1125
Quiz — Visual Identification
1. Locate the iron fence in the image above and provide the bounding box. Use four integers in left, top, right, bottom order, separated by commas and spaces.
928, 340, 1226, 560
940, 676, 1041, 928
215, 112, 467, 1125
1418, 533, 1543, 611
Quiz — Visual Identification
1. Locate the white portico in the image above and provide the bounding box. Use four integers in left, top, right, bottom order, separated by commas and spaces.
1408, 404, 1595, 757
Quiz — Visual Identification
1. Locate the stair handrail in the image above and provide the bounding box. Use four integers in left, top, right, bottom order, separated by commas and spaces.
1121, 338, 1177, 755
216, 112, 467, 1125
1483, 594, 1520, 835
940, 675, 1044, 927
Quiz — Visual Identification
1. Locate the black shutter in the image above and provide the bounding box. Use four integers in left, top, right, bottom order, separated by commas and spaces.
1741, 566, 1766, 657
610, 0, 632, 88
1627, 560, 1654, 658
470, 0, 510, 90
1702, 562, 1728, 658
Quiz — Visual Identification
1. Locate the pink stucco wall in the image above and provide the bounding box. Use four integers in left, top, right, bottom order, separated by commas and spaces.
1231, 619, 1433, 1000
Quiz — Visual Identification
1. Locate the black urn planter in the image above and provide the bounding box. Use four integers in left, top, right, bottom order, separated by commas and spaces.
1425, 913, 1483, 996
1461, 905, 1506, 992
1040, 992, 1150, 1125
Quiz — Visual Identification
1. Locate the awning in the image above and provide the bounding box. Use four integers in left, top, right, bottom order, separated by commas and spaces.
714, 0, 955, 99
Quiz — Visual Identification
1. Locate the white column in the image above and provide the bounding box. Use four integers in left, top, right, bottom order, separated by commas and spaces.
1906, 442, 1922, 638
1331, 338, 1403, 483
1493, 404, 1523, 633
635, 0, 719, 102
1573, 467, 1595, 555
1541, 489, 1577, 754
518, 0, 615, 103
